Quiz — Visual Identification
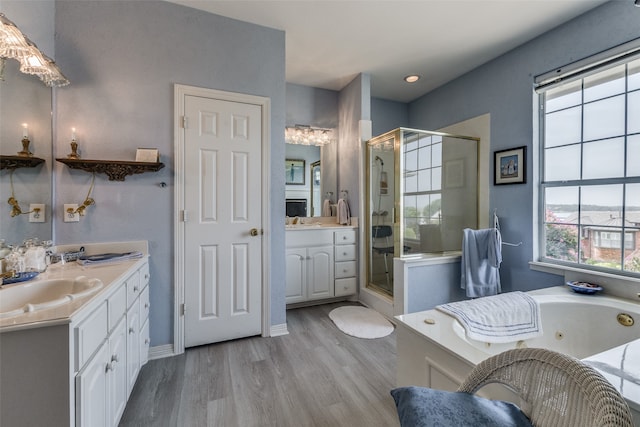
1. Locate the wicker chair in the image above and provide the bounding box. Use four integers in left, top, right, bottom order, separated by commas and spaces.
457, 348, 634, 427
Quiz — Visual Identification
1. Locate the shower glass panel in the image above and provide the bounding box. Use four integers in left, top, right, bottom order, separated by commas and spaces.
366, 128, 479, 297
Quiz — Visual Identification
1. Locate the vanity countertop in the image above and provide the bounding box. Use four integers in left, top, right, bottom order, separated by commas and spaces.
584, 337, 640, 413
285, 216, 358, 230
285, 223, 358, 230
0, 241, 148, 332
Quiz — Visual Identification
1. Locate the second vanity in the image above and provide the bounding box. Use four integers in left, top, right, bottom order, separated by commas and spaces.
0, 241, 150, 427
285, 219, 358, 305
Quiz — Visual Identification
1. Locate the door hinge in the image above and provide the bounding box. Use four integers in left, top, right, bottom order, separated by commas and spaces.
181, 303, 186, 316
181, 210, 188, 222
181, 116, 188, 129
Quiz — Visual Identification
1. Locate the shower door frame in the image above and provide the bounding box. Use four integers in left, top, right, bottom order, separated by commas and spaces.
365, 127, 480, 298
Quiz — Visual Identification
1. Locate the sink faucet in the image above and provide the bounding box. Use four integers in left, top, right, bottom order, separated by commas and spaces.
47, 247, 86, 265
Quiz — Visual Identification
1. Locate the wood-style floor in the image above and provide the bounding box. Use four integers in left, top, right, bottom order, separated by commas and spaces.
119, 302, 400, 427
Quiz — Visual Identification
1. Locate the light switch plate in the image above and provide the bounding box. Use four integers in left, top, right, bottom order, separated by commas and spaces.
29, 204, 45, 222
64, 204, 80, 222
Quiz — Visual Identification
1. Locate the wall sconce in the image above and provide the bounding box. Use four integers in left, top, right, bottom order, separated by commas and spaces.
0, 13, 69, 87
285, 125, 335, 146
67, 172, 96, 217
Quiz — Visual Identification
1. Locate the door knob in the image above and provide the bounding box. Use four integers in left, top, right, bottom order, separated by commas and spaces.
250, 228, 259, 236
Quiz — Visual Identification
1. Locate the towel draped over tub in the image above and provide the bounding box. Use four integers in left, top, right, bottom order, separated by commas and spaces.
436, 291, 543, 344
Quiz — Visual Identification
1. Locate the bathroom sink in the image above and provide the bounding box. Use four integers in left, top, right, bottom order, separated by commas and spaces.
0, 276, 104, 318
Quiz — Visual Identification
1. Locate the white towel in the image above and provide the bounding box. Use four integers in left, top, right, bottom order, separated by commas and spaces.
436, 291, 543, 343
322, 199, 331, 216
461, 228, 502, 297
336, 198, 350, 225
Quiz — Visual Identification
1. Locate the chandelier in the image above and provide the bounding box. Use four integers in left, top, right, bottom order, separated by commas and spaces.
0, 13, 69, 87
285, 125, 335, 146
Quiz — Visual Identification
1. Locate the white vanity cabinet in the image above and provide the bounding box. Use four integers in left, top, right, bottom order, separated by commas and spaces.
76, 260, 150, 427
285, 228, 357, 305
0, 245, 151, 427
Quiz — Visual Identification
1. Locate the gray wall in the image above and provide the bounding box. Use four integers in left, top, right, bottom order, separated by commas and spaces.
53, 0, 286, 346
338, 73, 371, 218
371, 97, 409, 137
407, 0, 640, 292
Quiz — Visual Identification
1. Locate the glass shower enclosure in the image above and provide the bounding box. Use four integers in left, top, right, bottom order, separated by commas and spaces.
366, 128, 479, 297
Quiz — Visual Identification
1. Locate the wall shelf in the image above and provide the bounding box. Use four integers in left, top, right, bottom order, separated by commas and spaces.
0, 155, 46, 170
56, 158, 165, 181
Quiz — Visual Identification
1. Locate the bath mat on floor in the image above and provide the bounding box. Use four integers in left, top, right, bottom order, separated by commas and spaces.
329, 306, 394, 339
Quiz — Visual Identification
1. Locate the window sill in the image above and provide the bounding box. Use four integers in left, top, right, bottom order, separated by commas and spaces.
529, 261, 640, 300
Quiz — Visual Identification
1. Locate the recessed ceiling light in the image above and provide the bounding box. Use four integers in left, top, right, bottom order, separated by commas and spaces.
404, 75, 420, 83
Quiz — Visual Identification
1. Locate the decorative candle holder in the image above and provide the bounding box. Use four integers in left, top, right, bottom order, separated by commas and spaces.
67, 139, 80, 159
17, 136, 32, 157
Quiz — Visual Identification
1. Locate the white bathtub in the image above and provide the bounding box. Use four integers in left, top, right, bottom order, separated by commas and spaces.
395, 286, 640, 424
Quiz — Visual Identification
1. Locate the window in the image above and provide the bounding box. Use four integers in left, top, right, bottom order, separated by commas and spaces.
403, 133, 442, 241
538, 44, 640, 276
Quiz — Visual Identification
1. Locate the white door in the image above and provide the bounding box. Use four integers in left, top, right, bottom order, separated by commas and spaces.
183, 94, 263, 347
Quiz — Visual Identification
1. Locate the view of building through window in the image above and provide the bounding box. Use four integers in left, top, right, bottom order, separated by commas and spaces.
541, 56, 640, 274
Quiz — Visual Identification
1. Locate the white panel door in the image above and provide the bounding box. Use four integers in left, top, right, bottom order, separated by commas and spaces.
184, 95, 262, 347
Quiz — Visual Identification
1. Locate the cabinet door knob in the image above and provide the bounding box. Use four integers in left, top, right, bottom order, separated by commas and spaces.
145, 303, 150, 309
129, 327, 135, 334
111, 354, 119, 363
106, 362, 114, 372
343, 236, 347, 240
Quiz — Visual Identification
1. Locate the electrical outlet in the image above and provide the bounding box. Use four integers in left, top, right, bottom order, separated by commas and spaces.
64, 204, 80, 222
29, 204, 45, 222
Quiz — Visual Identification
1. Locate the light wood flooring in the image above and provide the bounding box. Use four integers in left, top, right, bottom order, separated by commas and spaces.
119, 302, 400, 427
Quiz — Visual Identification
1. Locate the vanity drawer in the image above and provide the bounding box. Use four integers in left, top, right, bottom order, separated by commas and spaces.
125, 270, 141, 308
140, 262, 150, 286
139, 284, 150, 325
335, 277, 357, 296
335, 244, 356, 262
334, 229, 356, 245
74, 300, 108, 372
286, 229, 333, 247
108, 283, 127, 332
140, 318, 150, 366
335, 261, 357, 279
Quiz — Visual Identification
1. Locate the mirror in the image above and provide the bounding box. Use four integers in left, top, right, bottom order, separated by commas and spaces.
285, 142, 337, 217
0, 58, 53, 245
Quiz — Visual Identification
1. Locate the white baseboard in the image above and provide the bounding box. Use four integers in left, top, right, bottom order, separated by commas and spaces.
269, 323, 289, 337
148, 344, 176, 360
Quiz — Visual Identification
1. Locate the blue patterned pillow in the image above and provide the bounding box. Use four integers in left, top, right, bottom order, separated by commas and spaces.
390, 386, 533, 427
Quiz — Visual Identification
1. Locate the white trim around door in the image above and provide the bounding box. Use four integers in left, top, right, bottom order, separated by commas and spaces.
173, 84, 271, 355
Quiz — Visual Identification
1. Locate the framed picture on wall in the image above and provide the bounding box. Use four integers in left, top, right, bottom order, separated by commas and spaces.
494, 146, 526, 185
285, 159, 305, 185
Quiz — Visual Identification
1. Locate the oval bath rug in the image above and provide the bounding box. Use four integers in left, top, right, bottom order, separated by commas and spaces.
329, 305, 394, 339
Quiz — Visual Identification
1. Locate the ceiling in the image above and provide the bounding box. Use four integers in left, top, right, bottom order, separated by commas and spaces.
167, 0, 609, 103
